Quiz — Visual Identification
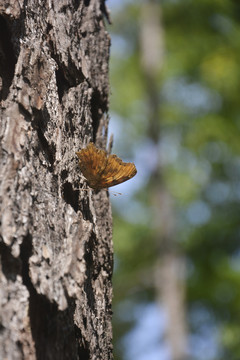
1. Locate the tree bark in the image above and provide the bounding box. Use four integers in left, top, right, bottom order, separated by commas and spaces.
0, 1, 113, 359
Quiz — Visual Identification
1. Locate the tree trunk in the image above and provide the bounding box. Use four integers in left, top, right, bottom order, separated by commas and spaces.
0, 1, 113, 359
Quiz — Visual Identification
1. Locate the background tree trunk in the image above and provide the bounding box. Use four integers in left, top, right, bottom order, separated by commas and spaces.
140, 2, 188, 359
0, 1, 113, 359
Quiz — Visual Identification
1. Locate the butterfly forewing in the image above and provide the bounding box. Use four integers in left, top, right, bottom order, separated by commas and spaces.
76, 143, 137, 190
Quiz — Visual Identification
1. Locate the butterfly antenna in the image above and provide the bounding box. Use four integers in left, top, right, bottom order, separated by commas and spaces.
110, 191, 122, 196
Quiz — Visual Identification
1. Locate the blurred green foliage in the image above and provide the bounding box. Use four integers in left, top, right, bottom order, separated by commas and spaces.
109, 0, 240, 359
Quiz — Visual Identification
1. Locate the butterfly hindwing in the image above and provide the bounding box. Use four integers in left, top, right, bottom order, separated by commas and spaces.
99, 155, 137, 188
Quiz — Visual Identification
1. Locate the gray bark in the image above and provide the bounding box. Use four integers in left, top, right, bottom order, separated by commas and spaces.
0, 1, 113, 359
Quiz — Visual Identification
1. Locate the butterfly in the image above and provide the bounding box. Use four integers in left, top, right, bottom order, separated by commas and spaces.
76, 142, 137, 190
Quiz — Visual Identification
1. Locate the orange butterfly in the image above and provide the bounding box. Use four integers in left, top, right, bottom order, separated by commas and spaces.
76, 143, 137, 190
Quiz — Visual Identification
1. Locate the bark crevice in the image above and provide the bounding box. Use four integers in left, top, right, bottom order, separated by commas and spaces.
0, 15, 17, 100
62, 181, 80, 213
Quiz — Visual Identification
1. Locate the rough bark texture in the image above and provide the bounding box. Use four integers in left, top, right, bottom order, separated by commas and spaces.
0, 1, 113, 359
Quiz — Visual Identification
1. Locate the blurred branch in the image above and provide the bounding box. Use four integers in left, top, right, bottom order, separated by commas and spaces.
140, 0, 164, 141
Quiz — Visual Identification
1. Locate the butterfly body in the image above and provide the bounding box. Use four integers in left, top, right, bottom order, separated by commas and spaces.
76, 143, 137, 190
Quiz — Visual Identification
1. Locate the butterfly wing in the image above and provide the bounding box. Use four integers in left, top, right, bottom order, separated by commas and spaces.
98, 154, 137, 188
76, 143, 137, 190
76, 143, 108, 189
